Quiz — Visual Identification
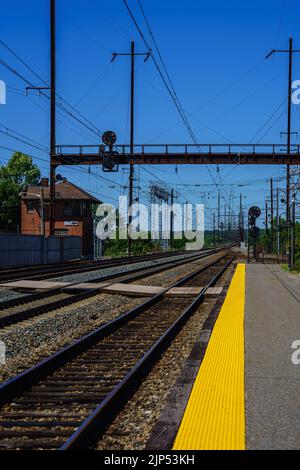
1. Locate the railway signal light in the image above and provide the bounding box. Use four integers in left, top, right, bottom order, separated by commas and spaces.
247, 206, 261, 262
102, 131, 117, 147
102, 151, 119, 172
101, 131, 119, 172
248, 206, 261, 219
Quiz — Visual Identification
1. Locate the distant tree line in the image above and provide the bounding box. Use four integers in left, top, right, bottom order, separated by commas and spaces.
0, 152, 40, 229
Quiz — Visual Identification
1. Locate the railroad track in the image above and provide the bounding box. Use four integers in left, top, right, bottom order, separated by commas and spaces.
0, 249, 195, 283
0, 253, 234, 449
0, 248, 228, 328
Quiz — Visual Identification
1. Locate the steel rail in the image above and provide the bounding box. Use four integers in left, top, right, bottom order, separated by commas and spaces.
62, 256, 234, 449
0, 247, 232, 328
0, 249, 193, 283
0, 248, 221, 311
0, 255, 230, 398
0, 289, 98, 328
0, 254, 233, 450
0, 248, 214, 312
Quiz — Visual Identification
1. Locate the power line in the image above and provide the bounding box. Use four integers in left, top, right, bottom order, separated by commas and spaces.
123, 0, 231, 212
0, 124, 49, 153
0, 52, 101, 138
257, 107, 287, 143
0, 39, 103, 136
248, 97, 287, 143
123, 0, 199, 144
0, 39, 185, 206
146, 58, 266, 144
0, 138, 127, 200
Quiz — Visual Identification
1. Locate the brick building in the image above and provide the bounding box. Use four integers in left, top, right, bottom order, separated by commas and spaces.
21, 178, 101, 256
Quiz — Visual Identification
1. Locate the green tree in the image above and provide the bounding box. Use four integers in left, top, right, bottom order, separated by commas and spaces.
0, 152, 41, 227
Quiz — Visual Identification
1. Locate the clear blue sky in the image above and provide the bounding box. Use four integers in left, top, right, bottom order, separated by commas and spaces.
0, 0, 300, 228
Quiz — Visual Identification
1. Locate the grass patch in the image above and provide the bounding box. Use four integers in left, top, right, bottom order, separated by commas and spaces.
281, 264, 300, 274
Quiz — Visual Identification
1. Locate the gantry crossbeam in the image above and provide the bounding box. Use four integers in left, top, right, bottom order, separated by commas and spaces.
54, 143, 300, 166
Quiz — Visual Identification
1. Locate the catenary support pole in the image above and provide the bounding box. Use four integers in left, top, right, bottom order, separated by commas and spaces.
49, 0, 56, 236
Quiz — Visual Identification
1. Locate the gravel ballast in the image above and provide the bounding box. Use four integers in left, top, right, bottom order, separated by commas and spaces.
136, 253, 224, 287
0, 293, 143, 383
0, 288, 28, 302
96, 261, 236, 450
0, 252, 228, 384
0, 251, 215, 305
0, 253, 236, 451
48, 252, 213, 284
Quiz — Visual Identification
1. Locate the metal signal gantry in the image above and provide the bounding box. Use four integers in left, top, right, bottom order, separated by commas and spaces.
53, 142, 300, 166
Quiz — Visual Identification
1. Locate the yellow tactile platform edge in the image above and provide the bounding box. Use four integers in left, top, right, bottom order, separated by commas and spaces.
173, 263, 246, 450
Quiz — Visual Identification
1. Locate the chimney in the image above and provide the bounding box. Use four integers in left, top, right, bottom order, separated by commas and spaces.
40, 177, 49, 187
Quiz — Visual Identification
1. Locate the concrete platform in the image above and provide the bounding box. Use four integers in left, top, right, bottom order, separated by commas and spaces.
149, 263, 300, 450
245, 264, 300, 450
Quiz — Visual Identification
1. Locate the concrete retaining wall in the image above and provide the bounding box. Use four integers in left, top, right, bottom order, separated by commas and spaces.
0, 234, 81, 267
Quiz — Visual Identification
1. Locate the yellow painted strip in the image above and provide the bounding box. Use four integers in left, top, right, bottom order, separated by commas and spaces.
173, 263, 246, 450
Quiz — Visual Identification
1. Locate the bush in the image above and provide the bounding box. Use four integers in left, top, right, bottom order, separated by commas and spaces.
294, 258, 300, 273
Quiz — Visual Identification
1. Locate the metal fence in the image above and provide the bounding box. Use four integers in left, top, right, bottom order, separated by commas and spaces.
0, 234, 81, 267
0, 225, 19, 234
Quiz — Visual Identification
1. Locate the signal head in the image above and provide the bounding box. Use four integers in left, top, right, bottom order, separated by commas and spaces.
102, 131, 117, 147
248, 206, 261, 219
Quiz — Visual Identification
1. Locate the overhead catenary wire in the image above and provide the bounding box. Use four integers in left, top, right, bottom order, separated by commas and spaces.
0, 146, 119, 203
248, 97, 287, 143
0, 135, 130, 202
123, 0, 232, 213
0, 124, 49, 153
0, 12, 236, 219
122, 0, 199, 144
0, 55, 101, 138
0, 39, 103, 136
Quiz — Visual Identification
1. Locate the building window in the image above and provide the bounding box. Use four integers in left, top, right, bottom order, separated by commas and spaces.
64, 201, 88, 217
73, 202, 81, 217
64, 201, 73, 216
81, 201, 87, 217
27, 201, 37, 213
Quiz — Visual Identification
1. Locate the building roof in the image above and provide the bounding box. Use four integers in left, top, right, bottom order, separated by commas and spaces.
22, 180, 101, 203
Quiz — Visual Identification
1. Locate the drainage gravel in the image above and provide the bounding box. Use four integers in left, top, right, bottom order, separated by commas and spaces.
0, 293, 143, 383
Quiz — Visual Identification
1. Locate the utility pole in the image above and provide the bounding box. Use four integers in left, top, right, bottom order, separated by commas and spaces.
217, 193, 220, 244
266, 38, 300, 267
291, 193, 296, 270
170, 188, 174, 250
239, 193, 244, 243
213, 213, 216, 247
224, 205, 227, 243
129, 41, 135, 256
40, 188, 45, 237
111, 42, 150, 255
247, 211, 250, 264
270, 178, 274, 252
287, 39, 293, 225
276, 187, 280, 263
241, 200, 245, 242
49, 0, 56, 236
265, 201, 268, 251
